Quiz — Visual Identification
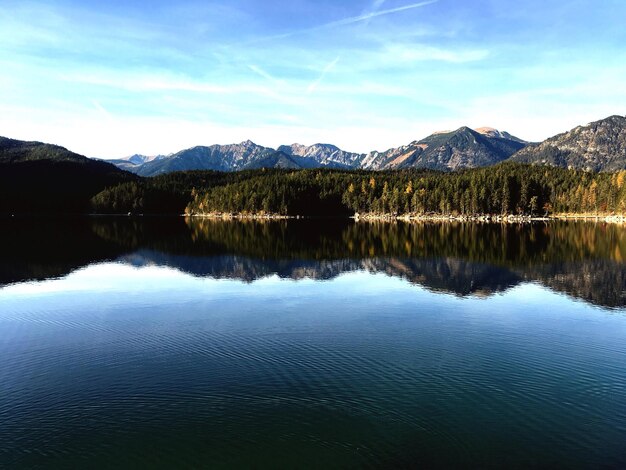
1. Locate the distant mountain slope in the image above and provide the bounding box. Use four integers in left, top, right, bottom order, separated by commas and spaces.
363, 127, 527, 171
126, 154, 167, 165
278, 143, 366, 169
0, 136, 135, 214
133, 141, 299, 176
240, 151, 303, 170
114, 128, 526, 175
510, 115, 626, 171
106, 154, 168, 172
474, 127, 526, 143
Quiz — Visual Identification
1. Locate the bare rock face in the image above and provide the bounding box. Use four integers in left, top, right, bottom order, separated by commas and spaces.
474, 127, 527, 143
511, 115, 626, 172
107, 154, 168, 172
278, 143, 366, 169
131, 141, 302, 176
362, 127, 527, 171
111, 126, 527, 175
105, 115, 626, 174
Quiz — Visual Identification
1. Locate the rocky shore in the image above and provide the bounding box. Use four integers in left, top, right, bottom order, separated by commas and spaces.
353, 212, 626, 223
186, 211, 626, 224
185, 212, 293, 220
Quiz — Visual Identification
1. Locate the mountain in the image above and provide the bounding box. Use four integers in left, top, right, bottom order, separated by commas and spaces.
0, 136, 94, 164
130, 140, 302, 176
0, 136, 135, 214
124, 141, 365, 176
126, 154, 166, 165
112, 127, 526, 175
106, 153, 167, 172
278, 143, 366, 169
362, 127, 527, 171
510, 115, 626, 171
474, 127, 526, 143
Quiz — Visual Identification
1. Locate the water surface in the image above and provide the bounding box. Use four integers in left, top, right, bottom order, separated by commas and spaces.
1, 218, 625, 468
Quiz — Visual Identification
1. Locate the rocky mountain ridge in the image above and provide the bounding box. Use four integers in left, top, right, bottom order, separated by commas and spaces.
277, 143, 366, 169
107, 115, 626, 175
108, 153, 168, 172
127, 140, 304, 176
361, 126, 527, 171
511, 115, 626, 172
116, 126, 529, 176
6, 114, 626, 176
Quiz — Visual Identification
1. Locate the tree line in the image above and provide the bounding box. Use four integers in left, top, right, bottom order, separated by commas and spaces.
183, 163, 626, 217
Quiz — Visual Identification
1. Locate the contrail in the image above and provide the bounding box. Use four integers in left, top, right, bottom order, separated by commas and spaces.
328, 0, 439, 28
307, 56, 341, 95
247, 64, 282, 85
363, 0, 387, 26
243, 0, 439, 44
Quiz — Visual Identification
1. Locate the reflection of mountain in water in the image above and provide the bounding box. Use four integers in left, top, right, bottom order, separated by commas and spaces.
367, 257, 522, 297
522, 260, 626, 308
2, 217, 625, 308
123, 249, 626, 307
124, 250, 363, 282
124, 250, 522, 295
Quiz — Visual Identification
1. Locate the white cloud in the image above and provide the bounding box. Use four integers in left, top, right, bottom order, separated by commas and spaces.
382, 44, 489, 63
62, 71, 266, 95
2, 1, 625, 160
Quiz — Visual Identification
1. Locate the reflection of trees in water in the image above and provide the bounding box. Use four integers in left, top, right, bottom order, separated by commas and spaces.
0, 217, 127, 285
166, 219, 626, 307
186, 218, 626, 265
2, 217, 625, 307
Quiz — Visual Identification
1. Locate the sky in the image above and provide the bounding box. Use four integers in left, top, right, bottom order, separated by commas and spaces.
1, 0, 625, 158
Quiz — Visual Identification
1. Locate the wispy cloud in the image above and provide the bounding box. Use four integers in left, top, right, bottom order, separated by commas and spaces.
306, 56, 341, 95
63, 71, 273, 96
2, 0, 625, 158
382, 44, 489, 64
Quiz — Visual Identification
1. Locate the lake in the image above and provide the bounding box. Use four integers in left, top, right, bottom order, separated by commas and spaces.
1, 217, 625, 468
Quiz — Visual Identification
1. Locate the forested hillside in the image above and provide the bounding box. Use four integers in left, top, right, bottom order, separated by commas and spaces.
183, 163, 626, 217
0, 137, 135, 214
4, 134, 626, 218
90, 170, 262, 214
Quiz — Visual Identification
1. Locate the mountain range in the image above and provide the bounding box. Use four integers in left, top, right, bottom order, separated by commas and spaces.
108, 115, 626, 176
2, 114, 626, 184
112, 126, 529, 176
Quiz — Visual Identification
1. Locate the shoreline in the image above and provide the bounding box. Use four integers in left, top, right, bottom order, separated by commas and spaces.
352, 213, 626, 224
6, 212, 625, 224
185, 212, 294, 220
185, 212, 626, 223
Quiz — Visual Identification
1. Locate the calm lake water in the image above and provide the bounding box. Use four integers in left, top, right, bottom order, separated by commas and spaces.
1, 217, 626, 468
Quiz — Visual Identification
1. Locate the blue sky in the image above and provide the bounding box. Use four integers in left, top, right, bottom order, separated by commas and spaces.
1, 0, 625, 157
